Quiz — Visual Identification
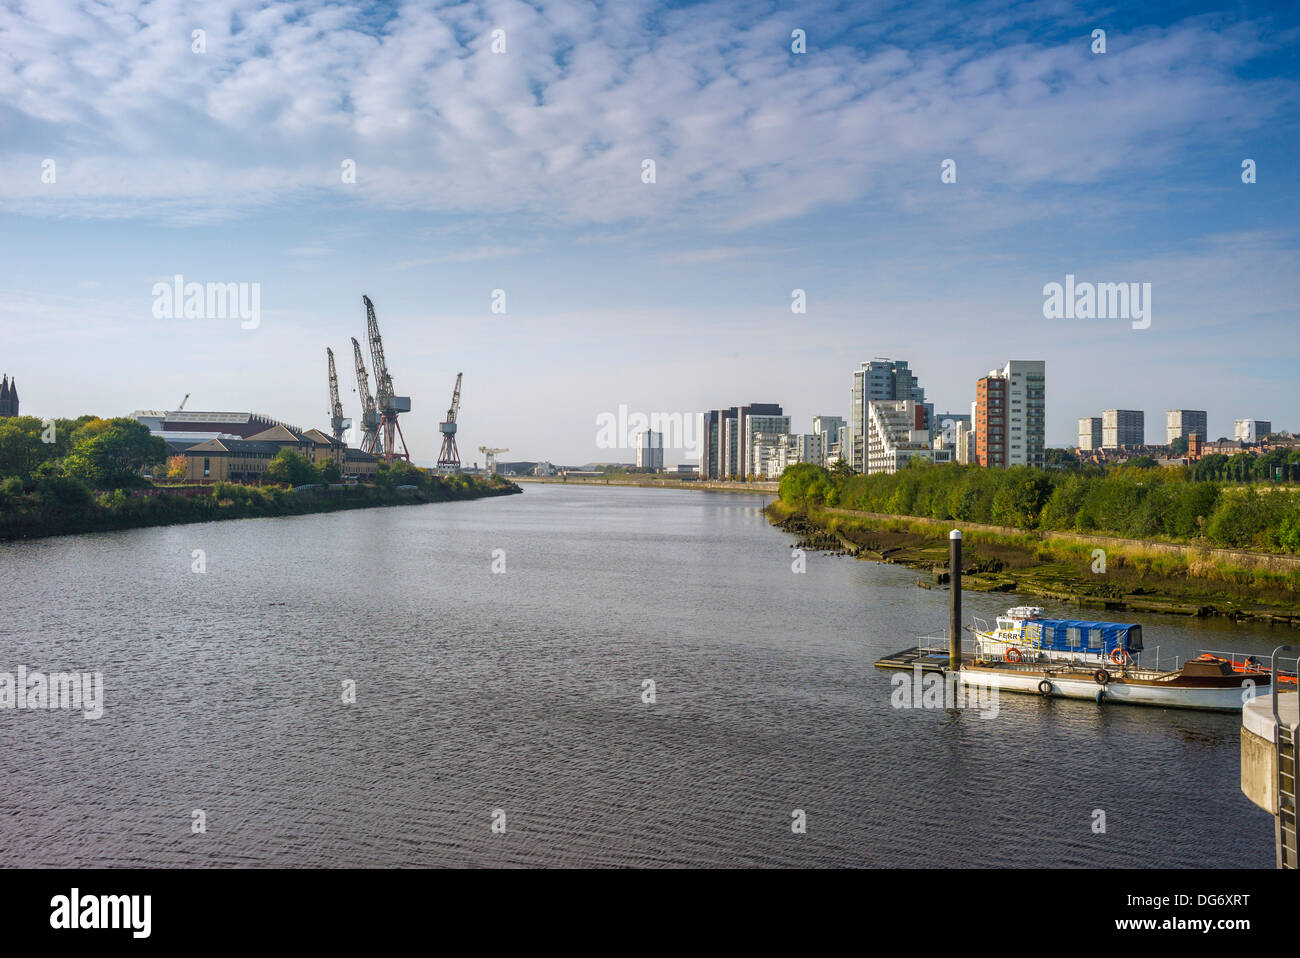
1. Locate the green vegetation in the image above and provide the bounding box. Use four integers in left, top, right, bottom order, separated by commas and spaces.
779, 461, 1300, 554
0, 413, 520, 541
773, 461, 1300, 621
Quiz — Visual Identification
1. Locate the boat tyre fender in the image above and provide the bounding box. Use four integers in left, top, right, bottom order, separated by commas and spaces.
1095, 669, 1111, 685
1037, 679, 1052, 696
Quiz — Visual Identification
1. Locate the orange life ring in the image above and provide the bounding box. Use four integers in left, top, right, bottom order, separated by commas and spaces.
1005, 647, 1023, 663
1110, 648, 1126, 666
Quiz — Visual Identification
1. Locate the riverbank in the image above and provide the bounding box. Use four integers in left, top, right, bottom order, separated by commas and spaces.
515, 476, 777, 494
0, 475, 521, 541
766, 500, 1300, 628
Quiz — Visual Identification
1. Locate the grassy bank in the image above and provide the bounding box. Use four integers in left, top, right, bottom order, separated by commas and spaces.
0, 474, 521, 541
766, 498, 1300, 627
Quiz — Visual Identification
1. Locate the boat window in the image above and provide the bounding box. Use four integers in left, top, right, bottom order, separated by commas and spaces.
1087, 629, 1102, 649
1026, 623, 1042, 641
1127, 626, 1143, 651
1066, 627, 1083, 648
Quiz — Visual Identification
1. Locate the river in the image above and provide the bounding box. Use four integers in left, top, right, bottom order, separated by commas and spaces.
0, 483, 1280, 867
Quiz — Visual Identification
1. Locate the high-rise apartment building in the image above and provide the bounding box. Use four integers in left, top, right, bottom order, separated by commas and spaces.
635, 430, 663, 470
975, 360, 1045, 467
1102, 409, 1144, 449
811, 415, 846, 468
867, 399, 939, 474
1166, 410, 1207, 446
849, 359, 931, 473
1235, 419, 1272, 443
1078, 417, 1102, 451
698, 403, 784, 478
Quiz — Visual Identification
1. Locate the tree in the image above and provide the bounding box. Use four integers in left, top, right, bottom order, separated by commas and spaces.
64, 418, 166, 488
266, 449, 319, 486
318, 458, 341, 482
0, 417, 52, 478
166, 455, 188, 478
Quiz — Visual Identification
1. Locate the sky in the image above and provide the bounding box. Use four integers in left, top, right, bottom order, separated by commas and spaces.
0, 0, 1297, 466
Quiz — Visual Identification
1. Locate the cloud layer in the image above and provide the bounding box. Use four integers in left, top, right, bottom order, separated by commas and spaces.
0, 0, 1289, 226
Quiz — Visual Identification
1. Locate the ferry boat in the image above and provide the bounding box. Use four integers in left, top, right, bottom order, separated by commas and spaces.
960, 606, 1278, 711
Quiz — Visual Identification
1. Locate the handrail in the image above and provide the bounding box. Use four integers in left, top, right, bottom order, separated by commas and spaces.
1272, 645, 1300, 732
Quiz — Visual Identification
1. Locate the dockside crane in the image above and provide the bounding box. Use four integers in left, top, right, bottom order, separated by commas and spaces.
478, 446, 508, 475
363, 294, 411, 465
351, 336, 381, 456
437, 373, 463, 471
326, 348, 352, 444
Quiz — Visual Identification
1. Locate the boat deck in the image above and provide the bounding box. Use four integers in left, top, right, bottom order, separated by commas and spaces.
874, 646, 969, 674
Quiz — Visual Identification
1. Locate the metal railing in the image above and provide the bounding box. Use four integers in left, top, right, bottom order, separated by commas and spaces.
1271, 646, 1300, 869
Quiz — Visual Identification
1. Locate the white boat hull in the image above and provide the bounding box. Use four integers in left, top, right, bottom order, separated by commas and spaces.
958, 666, 1254, 712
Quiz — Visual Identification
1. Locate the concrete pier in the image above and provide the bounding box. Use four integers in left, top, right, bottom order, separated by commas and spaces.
1241, 689, 1299, 867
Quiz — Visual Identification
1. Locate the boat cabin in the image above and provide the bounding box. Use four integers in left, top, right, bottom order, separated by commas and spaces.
1019, 618, 1144, 657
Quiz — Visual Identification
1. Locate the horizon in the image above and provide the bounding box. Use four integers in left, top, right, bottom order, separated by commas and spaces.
1, 0, 1296, 465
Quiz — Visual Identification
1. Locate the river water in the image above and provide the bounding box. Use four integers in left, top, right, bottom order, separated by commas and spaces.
0, 483, 1282, 867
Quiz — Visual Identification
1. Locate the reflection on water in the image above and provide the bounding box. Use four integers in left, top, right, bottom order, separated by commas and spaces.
0, 484, 1281, 867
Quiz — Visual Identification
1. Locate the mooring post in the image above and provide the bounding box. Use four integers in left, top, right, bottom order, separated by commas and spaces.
949, 529, 962, 673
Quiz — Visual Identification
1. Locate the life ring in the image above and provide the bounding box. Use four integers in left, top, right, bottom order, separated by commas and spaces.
1037, 679, 1053, 695
1005, 648, 1023, 663
1095, 669, 1111, 685
1110, 649, 1127, 666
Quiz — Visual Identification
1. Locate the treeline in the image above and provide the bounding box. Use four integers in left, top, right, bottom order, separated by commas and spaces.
0, 412, 520, 540
779, 462, 1300, 554
0, 469, 519, 541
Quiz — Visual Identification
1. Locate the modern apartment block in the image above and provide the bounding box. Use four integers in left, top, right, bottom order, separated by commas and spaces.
753, 432, 799, 478
866, 399, 948, 474
698, 403, 784, 479
811, 415, 846, 468
1078, 417, 1102, 451
1166, 409, 1207, 445
1235, 419, 1272, 442
849, 359, 931, 473
1102, 409, 1144, 449
635, 430, 663, 470
975, 360, 1045, 467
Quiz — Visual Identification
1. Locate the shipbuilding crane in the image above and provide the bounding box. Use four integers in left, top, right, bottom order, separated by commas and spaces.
478, 446, 508, 475
352, 336, 381, 456
326, 348, 352, 444
363, 294, 411, 464
437, 373, 463, 471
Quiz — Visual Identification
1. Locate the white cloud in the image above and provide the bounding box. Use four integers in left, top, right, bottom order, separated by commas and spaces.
0, 0, 1289, 230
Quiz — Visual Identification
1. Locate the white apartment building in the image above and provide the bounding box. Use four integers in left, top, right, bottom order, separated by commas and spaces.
1235, 419, 1272, 442
866, 399, 936, 474
849, 360, 931, 473
1078, 417, 1102, 451
752, 431, 798, 479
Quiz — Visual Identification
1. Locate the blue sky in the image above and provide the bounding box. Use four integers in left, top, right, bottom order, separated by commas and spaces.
1, 0, 1297, 465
